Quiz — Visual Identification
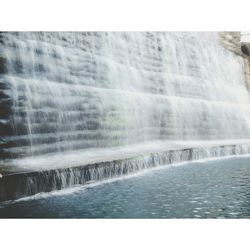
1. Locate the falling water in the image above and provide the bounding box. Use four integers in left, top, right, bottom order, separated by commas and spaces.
1, 32, 250, 199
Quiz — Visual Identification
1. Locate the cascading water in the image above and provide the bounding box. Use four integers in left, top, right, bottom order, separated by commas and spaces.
1, 32, 250, 200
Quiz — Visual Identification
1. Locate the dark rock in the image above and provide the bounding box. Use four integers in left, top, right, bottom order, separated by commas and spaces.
241, 43, 250, 57
0, 57, 7, 74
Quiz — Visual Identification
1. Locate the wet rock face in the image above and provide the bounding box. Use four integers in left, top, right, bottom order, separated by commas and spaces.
0, 57, 7, 74
1, 32, 250, 162
241, 43, 250, 57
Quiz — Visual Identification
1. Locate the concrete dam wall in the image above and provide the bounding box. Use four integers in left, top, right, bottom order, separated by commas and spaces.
1, 32, 250, 201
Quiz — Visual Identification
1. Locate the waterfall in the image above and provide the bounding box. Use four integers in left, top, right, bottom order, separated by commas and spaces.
1, 32, 250, 172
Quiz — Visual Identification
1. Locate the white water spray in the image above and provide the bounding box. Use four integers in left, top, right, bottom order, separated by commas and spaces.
0, 32, 250, 171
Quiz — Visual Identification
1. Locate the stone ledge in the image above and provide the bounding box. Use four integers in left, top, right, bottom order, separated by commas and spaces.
1, 142, 250, 202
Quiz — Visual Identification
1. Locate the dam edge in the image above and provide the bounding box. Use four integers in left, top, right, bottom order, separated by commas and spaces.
1, 141, 250, 202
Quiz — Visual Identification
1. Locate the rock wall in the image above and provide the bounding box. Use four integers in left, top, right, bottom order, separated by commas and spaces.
219, 32, 250, 90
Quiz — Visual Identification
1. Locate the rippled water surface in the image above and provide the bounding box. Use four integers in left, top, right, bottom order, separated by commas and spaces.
1, 156, 250, 218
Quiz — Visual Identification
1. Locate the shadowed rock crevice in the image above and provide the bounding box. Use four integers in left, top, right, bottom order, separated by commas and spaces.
241, 43, 250, 57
